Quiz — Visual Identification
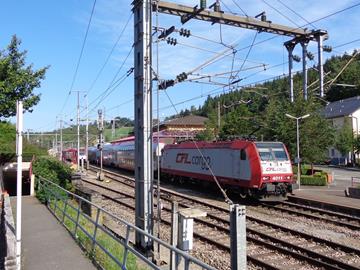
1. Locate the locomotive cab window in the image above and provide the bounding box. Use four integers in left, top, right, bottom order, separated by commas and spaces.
255, 142, 289, 162
240, 149, 247, 160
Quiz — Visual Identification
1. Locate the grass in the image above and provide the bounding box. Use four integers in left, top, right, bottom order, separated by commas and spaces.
104, 127, 133, 141
48, 196, 146, 270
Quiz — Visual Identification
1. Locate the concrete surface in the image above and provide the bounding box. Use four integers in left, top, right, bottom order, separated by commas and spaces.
11, 196, 96, 270
290, 165, 360, 211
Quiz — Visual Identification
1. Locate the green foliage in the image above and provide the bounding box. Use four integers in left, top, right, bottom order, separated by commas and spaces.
0, 121, 48, 164
324, 52, 360, 102
335, 124, 354, 156
300, 175, 327, 186
0, 35, 49, 117
32, 156, 73, 202
104, 127, 133, 141
262, 95, 334, 164
0, 121, 16, 164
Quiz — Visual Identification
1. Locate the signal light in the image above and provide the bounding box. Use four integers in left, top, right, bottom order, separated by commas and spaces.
323, 45, 332, 53
166, 37, 177, 46
179, 28, 191, 38
176, 72, 188, 82
159, 79, 175, 90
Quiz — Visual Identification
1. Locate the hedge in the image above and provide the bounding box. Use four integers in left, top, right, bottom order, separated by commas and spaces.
32, 156, 73, 203
300, 175, 327, 186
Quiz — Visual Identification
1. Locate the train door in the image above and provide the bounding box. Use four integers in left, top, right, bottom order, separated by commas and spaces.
239, 148, 251, 180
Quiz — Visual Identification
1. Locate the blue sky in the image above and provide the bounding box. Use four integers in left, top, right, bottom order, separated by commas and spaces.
1, 0, 360, 132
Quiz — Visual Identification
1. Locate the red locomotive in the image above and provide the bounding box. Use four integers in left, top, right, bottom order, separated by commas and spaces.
62, 148, 78, 164
161, 140, 295, 199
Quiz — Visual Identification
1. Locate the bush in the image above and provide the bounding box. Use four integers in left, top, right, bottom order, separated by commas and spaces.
300, 175, 327, 186
32, 156, 73, 203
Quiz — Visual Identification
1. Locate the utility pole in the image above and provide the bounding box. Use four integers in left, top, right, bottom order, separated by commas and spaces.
97, 109, 104, 181
285, 41, 296, 103
60, 117, 63, 161
16, 101, 23, 270
85, 95, 89, 170
112, 117, 115, 139
301, 40, 309, 101
133, 0, 153, 254
217, 101, 221, 133
284, 30, 328, 102
76, 91, 80, 171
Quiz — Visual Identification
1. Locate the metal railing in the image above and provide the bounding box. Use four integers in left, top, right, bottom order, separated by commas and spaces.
37, 177, 216, 270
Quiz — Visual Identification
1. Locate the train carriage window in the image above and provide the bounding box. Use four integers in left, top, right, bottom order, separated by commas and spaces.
240, 149, 247, 160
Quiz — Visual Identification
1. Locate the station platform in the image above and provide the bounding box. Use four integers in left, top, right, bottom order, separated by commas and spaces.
289, 166, 360, 216
11, 196, 96, 270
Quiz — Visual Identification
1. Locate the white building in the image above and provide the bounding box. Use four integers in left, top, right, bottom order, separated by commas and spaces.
323, 96, 360, 165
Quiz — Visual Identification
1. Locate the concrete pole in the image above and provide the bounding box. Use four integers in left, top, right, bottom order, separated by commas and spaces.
77, 91, 80, 171
217, 101, 221, 132
317, 35, 324, 98
60, 117, 63, 161
230, 204, 246, 270
16, 101, 23, 270
296, 118, 301, 190
86, 95, 89, 170
112, 117, 115, 139
301, 41, 309, 101
133, 0, 153, 253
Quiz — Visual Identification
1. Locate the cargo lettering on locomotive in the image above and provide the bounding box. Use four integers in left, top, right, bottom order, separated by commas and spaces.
175, 153, 211, 170
191, 156, 211, 170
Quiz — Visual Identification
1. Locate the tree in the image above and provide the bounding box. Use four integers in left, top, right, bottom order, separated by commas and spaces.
335, 124, 354, 163
0, 121, 48, 165
0, 35, 48, 117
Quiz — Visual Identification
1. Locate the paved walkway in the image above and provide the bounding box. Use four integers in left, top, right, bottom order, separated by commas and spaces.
12, 196, 96, 270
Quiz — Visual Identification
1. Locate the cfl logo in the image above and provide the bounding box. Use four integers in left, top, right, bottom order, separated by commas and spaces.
176, 153, 191, 164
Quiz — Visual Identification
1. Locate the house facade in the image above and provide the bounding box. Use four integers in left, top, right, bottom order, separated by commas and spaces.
323, 96, 360, 165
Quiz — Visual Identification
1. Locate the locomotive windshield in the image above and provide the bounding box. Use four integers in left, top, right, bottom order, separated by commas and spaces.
255, 142, 289, 161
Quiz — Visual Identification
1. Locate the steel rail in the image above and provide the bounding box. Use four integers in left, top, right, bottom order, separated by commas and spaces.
82, 172, 360, 270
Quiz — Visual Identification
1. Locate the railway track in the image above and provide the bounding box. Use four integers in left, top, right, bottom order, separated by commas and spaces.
260, 201, 360, 231
83, 166, 360, 269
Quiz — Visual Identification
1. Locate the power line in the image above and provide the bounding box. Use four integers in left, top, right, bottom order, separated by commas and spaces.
87, 13, 133, 95
260, 0, 300, 27
312, 2, 360, 25
229, 0, 248, 16
58, 0, 97, 116
275, 0, 316, 28
68, 0, 97, 94
85, 46, 133, 113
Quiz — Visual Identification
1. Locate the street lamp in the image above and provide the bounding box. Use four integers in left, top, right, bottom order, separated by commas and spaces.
285, 113, 310, 190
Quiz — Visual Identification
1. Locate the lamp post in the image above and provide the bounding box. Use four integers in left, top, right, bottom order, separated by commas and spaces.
350, 115, 358, 166
285, 113, 310, 190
